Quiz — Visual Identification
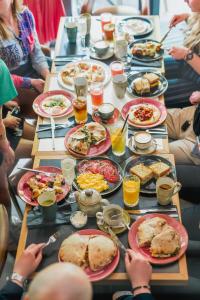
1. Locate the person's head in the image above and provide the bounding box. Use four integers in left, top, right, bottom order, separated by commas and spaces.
185, 0, 200, 12
24, 263, 92, 300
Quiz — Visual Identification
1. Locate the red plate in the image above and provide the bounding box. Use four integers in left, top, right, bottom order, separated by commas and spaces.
64, 125, 111, 158
128, 213, 188, 265
121, 98, 167, 128
17, 166, 70, 206
33, 90, 75, 118
92, 108, 120, 125
59, 229, 120, 282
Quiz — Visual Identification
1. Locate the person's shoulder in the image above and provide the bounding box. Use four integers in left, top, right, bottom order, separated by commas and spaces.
19, 7, 34, 27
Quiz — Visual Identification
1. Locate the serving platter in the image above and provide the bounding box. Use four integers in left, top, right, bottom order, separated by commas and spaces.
128, 39, 164, 62
120, 17, 153, 38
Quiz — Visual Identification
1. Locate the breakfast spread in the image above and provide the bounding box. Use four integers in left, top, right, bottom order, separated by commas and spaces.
131, 41, 162, 58
137, 217, 181, 257
128, 103, 161, 125
41, 95, 71, 116
132, 73, 160, 95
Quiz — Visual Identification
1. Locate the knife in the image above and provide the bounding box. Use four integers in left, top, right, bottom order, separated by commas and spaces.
126, 207, 177, 215
50, 117, 55, 150
17, 167, 58, 177
105, 226, 127, 253
160, 27, 173, 44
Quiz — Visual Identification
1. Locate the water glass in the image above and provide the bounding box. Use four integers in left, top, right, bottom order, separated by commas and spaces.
38, 190, 57, 223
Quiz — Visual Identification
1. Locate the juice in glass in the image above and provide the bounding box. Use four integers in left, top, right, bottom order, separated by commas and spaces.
73, 97, 88, 124
123, 175, 140, 207
90, 82, 104, 107
101, 13, 112, 32
109, 121, 127, 156
104, 23, 115, 40
110, 61, 124, 77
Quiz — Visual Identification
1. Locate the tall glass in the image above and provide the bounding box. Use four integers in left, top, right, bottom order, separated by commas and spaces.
109, 119, 127, 156
78, 17, 87, 51
90, 82, 104, 107
123, 175, 140, 207
73, 97, 88, 124
101, 13, 112, 32
110, 61, 124, 77
61, 157, 76, 186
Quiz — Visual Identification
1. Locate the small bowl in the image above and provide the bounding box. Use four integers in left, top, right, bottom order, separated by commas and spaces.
70, 211, 88, 229
93, 40, 109, 57
97, 103, 115, 120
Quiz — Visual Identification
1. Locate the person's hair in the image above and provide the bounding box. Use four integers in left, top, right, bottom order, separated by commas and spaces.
184, 13, 200, 49
0, 0, 23, 39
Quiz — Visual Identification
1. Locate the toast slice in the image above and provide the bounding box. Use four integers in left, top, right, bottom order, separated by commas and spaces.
149, 162, 171, 178
130, 163, 153, 185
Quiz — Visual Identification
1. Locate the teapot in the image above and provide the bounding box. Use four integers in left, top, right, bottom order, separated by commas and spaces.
74, 189, 110, 217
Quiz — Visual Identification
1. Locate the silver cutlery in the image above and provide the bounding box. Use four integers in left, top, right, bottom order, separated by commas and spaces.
129, 127, 166, 132
126, 207, 177, 215
160, 27, 173, 44
129, 131, 168, 136
50, 117, 55, 150
36, 121, 74, 133
18, 167, 58, 177
105, 225, 127, 253
42, 231, 60, 249
131, 213, 179, 221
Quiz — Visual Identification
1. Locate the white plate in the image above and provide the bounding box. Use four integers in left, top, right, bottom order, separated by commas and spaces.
57, 59, 111, 91
90, 47, 114, 60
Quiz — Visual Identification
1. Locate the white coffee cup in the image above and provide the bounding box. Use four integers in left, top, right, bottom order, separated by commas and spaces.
134, 131, 152, 150
156, 177, 182, 206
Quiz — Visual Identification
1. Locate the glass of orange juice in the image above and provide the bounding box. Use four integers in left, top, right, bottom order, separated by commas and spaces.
123, 175, 140, 207
109, 119, 127, 156
73, 97, 88, 124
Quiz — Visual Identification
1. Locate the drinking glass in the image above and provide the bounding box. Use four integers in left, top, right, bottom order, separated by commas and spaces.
61, 157, 76, 204
101, 13, 112, 32
90, 82, 104, 107
38, 190, 57, 223
123, 175, 140, 207
73, 97, 88, 124
110, 61, 124, 77
109, 119, 127, 156
114, 32, 128, 61
78, 17, 87, 51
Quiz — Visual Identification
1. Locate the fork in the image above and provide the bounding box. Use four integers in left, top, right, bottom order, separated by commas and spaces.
36, 121, 74, 133
42, 231, 60, 249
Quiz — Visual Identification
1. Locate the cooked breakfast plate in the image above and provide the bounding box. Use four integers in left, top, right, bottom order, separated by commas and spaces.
124, 155, 176, 194
121, 98, 167, 128
73, 157, 123, 196
127, 71, 168, 98
17, 166, 70, 206
33, 90, 74, 118
128, 213, 188, 264
128, 39, 164, 62
58, 229, 120, 281
57, 59, 111, 91
121, 17, 153, 38
64, 122, 111, 158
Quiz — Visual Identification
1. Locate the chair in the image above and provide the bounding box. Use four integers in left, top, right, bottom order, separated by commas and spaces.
0, 204, 9, 275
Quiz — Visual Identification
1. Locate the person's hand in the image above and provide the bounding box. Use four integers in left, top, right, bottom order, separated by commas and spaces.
4, 101, 19, 111
13, 243, 45, 280
3, 114, 21, 129
189, 91, 200, 105
125, 249, 152, 293
31, 78, 45, 93
168, 46, 189, 60
169, 13, 190, 27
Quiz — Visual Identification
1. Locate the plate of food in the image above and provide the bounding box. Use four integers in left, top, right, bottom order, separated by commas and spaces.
121, 98, 167, 128
127, 71, 168, 98
17, 166, 70, 206
73, 157, 123, 196
33, 90, 74, 118
128, 213, 188, 264
128, 39, 164, 62
58, 229, 120, 281
64, 122, 111, 158
124, 155, 176, 194
57, 59, 111, 91
121, 17, 153, 38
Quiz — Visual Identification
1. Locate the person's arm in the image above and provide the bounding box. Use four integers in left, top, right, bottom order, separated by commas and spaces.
169, 13, 190, 27
11, 74, 32, 89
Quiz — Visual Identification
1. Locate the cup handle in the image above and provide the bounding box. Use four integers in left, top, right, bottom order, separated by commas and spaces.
100, 198, 110, 207
96, 212, 104, 225
173, 182, 182, 195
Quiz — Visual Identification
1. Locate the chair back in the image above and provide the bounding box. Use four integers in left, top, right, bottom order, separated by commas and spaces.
0, 204, 9, 275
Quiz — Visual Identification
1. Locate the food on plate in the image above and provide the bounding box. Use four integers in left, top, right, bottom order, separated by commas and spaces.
131, 41, 162, 58
149, 162, 171, 178
77, 159, 120, 183
41, 95, 71, 115
132, 73, 160, 95
143, 73, 160, 90
61, 62, 105, 86
125, 19, 148, 35
76, 173, 109, 193
130, 163, 153, 185
67, 122, 107, 155
137, 217, 181, 257
128, 103, 161, 125
59, 233, 117, 271
26, 174, 65, 199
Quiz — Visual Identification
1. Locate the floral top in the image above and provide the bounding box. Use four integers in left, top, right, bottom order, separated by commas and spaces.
0, 8, 48, 89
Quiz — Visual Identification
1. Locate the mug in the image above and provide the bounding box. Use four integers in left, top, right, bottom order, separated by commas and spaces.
112, 74, 128, 99
134, 131, 152, 150
96, 204, 123, 227
156, 177, 182, 206
38, 189, 57, 223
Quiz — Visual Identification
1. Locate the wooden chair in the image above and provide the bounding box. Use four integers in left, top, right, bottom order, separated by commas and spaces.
0, 204, 9, 276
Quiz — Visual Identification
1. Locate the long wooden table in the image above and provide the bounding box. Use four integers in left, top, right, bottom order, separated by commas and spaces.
16, 15, 188, 287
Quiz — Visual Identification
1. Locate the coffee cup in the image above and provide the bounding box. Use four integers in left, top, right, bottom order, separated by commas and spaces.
93, 40, 109, 57
65, 22, 77, 44
97, 103, 115, 120
156, 177, 182, 206
112, 74, 128, 99
134, 131, 152, 150
96, 204, 123, 227
38, 189, 57, 223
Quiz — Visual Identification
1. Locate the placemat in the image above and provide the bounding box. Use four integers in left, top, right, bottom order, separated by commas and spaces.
131, 58, 162, 68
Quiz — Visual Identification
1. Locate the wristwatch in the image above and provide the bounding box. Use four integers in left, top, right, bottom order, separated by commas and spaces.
9, 272, 26, 286
184, 49, 194, 61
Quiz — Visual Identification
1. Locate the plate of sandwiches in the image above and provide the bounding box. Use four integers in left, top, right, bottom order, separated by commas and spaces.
64, 122, 111, 158
124, 155, 176, 194
121, 98, 167, 128
121, 17, 153, 38
57, 59, 111, 91
127, 71, 168, 98
128, 39, 164, 62
58, 229, 120, 281
128, 214, 188, 264
73, 157, 123, 196
33, 90, 74, 118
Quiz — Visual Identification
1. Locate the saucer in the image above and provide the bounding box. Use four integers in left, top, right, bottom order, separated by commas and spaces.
92, 108, 120, 125
97, 209, 130, 235
90, 47, 114, 60
128, 137, 157, 155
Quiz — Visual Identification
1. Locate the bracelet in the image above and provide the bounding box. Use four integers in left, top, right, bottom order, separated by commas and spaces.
132, 285, 151, 292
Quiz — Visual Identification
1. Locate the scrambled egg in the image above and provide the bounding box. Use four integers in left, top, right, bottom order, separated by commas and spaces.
77, 173, 109, 193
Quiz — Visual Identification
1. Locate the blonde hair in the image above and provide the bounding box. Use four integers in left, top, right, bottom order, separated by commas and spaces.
184, 13, 200, 49
0, 0, 23, 39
